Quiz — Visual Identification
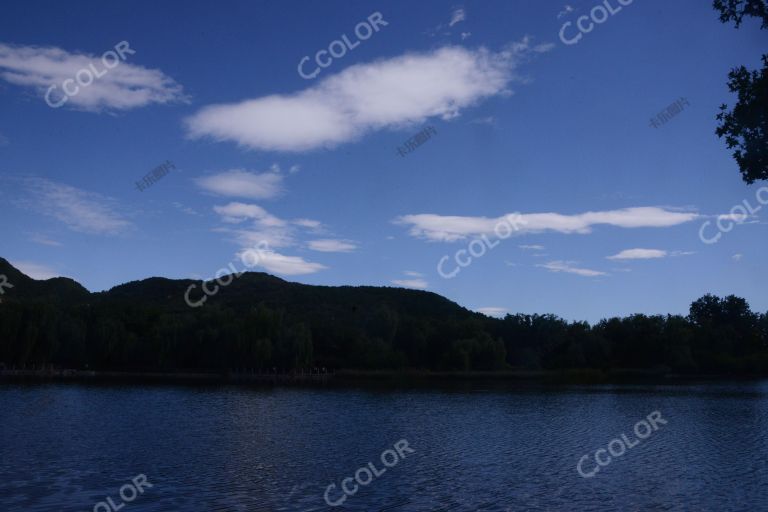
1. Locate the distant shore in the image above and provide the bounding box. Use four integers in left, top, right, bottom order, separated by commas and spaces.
1, 368, 764, 387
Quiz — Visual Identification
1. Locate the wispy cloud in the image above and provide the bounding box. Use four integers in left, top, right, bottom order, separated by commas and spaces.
470, 116, 494, 125
397, 207, 699, 242
196, 169, 283, 200
607, 248, 667, 260
237, 248, 326, 275
172, 202, 199, 216
185, 40, 551, 152
214, 203, 292, 249
11, 260, 61, 280
211, 200, 338, 276
519, 244, 544, 250
537, 261, 607, 277
557, 5, 575, 19
449, 8, 466, 27
0, 42, 187, 111
733, 253, 743, 262
213, 202, 285, 226
717, 212, 756, 223
307, 239, 357, 253
212, 201, 329, 251
607, 248, 695, 260
391, 270, 429, 289
293, 218, 323, 230
18, 177, 132, 235
391, 278, 429, 289
476, 307, 507, 317
29, 233, 62, 247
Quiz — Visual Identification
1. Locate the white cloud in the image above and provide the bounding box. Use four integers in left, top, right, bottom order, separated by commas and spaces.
470, 116, 494, 125
213, 202, 331, 250
557, 5, 575, 19
391, 278, 429, 289
396, 207, 699, 242
307, 239, 357, 253
196, 169, 283, 199
11, 260, 61, 280
213, 202, 286, 226
392, 270, 429, 289
213, 201, 287, 249
733, 253, 743, 262
211, 202, 342, 273
237, 248, 326, 275
19, 177, 131, 235
519, 244, 544, 250
0, 42, 187, 111
718, 212, 752, 223
29, 234, 62, 247
607, 248, 695, 260
607, 248, 667, 260
449, 8, 466, 27
186, 41, 550, 152
293, 218, 323, 230
172, 202, 199, 216
476, 307, 507, 317
537, 261, 607, 277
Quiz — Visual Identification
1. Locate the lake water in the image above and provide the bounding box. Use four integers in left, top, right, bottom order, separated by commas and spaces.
1, 381, 767, 511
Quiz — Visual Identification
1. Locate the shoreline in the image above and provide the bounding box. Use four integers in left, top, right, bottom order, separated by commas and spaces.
1, 368, 765, 387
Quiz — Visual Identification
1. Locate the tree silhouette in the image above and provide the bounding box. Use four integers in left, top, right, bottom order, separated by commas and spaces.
713, 0, 768, 183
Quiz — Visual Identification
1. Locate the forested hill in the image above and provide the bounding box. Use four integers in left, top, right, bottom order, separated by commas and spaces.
0, 258, 89, 303
0, 257, 767, 376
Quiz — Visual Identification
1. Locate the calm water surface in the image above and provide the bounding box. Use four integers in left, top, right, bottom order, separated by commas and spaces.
1, 382, 767, 511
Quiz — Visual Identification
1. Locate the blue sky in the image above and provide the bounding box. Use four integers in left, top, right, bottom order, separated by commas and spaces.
0, 0, 765, 321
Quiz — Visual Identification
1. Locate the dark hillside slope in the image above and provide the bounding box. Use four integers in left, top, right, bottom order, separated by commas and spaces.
0, 259, 766, 376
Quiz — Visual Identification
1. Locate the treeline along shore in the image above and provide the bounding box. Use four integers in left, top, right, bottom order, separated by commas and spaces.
1, 258, 767, 384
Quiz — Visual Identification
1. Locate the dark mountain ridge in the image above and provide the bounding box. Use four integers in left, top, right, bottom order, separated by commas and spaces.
0, 258, 766, 376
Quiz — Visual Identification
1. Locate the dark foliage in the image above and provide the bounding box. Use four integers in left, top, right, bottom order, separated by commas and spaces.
1, 258, 767, 374
714, 0, 768, 29
713, 0, 768, 183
